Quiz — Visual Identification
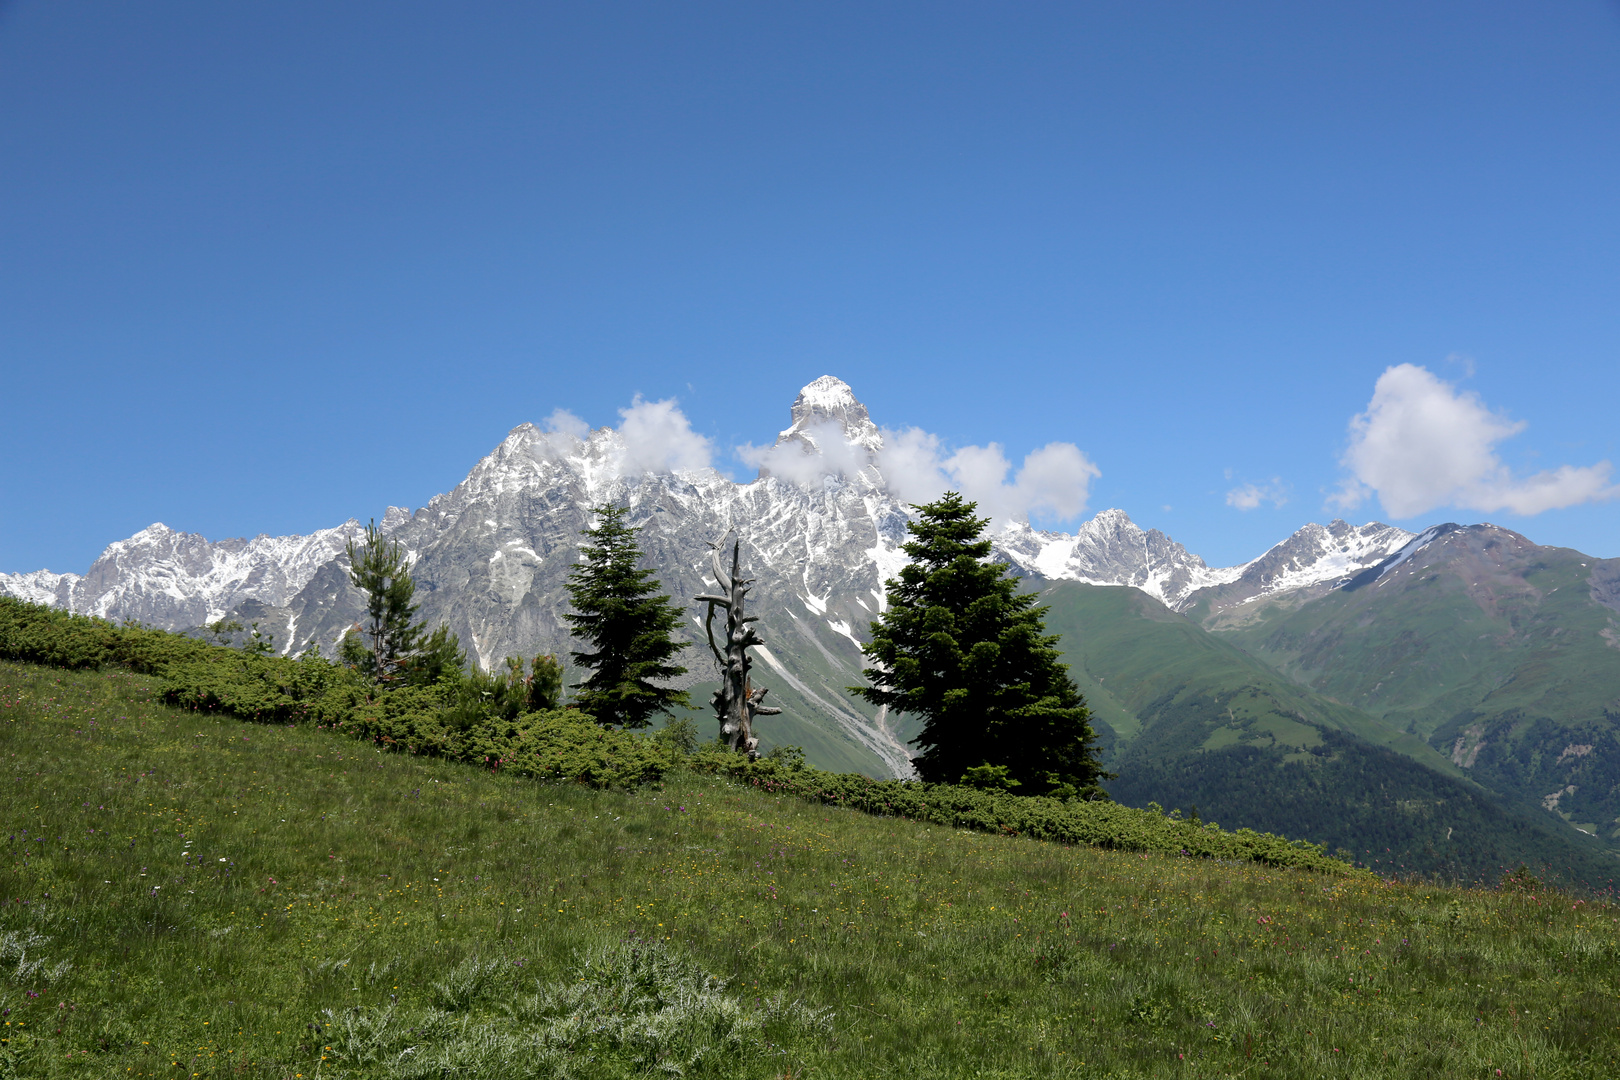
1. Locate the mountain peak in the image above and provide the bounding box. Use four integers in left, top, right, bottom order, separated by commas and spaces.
779, 376, 882, 452
1081, 508, 1139, 534
1191, 518, 1416, 620
796, 374, 859, 411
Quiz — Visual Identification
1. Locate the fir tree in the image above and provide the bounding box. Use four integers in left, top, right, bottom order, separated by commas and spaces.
346, 520, 423, 683
410, 623, 468, 685
850, 492, 1110, 798
564, 503, 691, 728
345, 519, 463, 686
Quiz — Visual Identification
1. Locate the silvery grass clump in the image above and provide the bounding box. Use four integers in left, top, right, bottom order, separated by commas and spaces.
317, 938, 832, 1078
0, 929, 71, 986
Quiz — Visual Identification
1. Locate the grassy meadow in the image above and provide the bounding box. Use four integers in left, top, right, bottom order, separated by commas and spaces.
0, 658, 1616, 1078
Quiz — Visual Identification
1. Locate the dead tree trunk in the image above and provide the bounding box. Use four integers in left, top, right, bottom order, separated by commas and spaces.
694, 536, 780, 758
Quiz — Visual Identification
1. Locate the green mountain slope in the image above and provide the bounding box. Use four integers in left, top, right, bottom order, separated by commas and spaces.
1210, 524, 1620, 848
1037, 581, 1620, 887
711, 604, 919, 776
1039, 582, 1453, 771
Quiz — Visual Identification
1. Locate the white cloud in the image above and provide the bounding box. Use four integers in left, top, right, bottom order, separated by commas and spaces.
527, 408, 591, 460
1335, 363, 1618, 519
1444, 351, 1477, 379
613, 396, 714, 477
544, 408, 589, 440
1226, 486, 1264, 511
870, 427, 950, 503
737, 421, 876, 487
735, 419, 1099, 526
1226, 478, 1288, 511
876, 427, 1099, 527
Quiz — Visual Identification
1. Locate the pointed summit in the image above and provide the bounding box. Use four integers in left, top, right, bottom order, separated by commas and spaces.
778, 376, 882, 452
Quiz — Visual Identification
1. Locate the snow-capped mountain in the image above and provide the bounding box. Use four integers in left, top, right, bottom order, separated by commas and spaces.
996, 511, 1246, 608
0, 521, 365, 629
1186, 518, 1416, 621
0, 375, 1410, 775
0, 569, 76, 609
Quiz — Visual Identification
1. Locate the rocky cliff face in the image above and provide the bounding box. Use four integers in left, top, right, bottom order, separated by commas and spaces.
996, 510, 1246, 608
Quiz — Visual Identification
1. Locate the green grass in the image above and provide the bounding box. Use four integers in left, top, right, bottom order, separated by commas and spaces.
1, 659, 1618, 1079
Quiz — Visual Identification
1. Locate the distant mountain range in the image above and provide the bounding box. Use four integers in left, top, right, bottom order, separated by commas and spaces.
5, 376, 1619, 884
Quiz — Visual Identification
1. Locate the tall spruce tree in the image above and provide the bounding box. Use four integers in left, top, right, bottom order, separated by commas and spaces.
564, 503, 690, 728
851, 492, 1110, 798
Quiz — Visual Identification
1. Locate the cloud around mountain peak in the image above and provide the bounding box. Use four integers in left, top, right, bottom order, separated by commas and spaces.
529, 397, 717, 478
739, 377, 1101, 526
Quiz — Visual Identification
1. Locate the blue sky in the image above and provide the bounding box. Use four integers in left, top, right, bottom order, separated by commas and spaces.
3, 1, 1618, 572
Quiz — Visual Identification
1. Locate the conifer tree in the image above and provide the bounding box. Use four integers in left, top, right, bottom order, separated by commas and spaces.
345, 519, 463, 686
346, 520, 423, 683
850, 492, 1110, 797
564, 503, 690, 728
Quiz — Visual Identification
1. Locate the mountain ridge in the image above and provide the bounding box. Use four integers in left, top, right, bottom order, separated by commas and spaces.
1, 365, 1419, 636
4, 377, 1612, 807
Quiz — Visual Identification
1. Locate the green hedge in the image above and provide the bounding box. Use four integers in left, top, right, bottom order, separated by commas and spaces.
339, 687, 671, 789
688, 750, 1359, 875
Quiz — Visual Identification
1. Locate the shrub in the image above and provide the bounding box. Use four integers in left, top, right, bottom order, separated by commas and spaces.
1, 597, 672, 790
0, 597, 208, 672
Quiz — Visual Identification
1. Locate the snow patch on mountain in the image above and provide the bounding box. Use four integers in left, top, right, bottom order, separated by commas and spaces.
1, 521, 364, 631
994, 509, 1244, 609
1367, 524, 1452, 584
1192, 519, 1416, 617
0, 569, 80, 608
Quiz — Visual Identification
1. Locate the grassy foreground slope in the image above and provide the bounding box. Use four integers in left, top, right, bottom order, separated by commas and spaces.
1, 662, 1618, 1078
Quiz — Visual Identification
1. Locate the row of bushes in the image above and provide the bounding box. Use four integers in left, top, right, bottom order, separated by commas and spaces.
1, 597, 1354, 872
0, 595, 217, 673
0, 598, 668, 788
687, 750, 1358, 874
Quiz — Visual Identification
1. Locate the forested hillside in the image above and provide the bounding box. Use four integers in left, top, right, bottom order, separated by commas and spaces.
1210, 525, 1620, 849
1040, 582, 1620, 889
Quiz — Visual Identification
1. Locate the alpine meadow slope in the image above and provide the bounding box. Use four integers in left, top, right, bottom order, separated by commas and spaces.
4, 654, 1616, 1078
